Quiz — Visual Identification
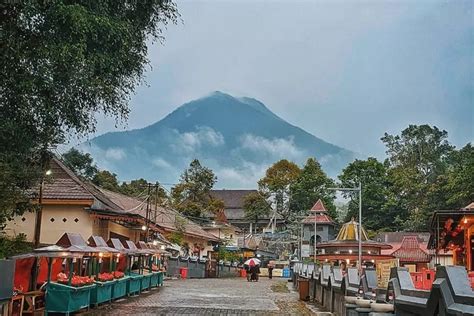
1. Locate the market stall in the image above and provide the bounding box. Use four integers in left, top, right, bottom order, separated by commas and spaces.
107, 238, 142, 296
87, 236, 125, 305
124, 240, 153, 292
144, 242, 169, 287
35, 233, 101, 315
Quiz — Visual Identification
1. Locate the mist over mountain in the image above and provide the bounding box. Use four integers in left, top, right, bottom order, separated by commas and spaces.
80, 92, 357, 188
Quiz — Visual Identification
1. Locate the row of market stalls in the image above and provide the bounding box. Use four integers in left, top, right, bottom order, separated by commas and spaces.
9, 233, 169, 315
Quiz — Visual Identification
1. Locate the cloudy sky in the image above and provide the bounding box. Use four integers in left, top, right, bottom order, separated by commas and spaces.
90, 0, 473, 160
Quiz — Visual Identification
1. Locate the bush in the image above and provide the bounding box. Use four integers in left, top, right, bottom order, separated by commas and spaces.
0, 233, 32, 258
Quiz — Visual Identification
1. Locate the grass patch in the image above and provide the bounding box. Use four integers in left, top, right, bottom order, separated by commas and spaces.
271, 281, 290, 293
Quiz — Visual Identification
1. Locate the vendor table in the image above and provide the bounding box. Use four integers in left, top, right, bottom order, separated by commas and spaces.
112, 276, 129, 300
150, 272, 160, 288
45, 282, 96, 315
90, 280, 116, 306
126, 274, 143, 296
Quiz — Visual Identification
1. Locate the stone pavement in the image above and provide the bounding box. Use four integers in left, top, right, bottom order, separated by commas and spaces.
90, 278, 317, 315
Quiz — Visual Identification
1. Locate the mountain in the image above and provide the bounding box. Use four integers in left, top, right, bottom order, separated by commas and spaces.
80, 91, 356, 188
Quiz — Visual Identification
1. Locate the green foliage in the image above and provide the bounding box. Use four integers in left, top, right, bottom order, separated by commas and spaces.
168, 231, 184, 246
243, 192, 272, 224
0, 233, 32, 259
171, 159, 223, 217
444, 143, 473, 208
62, 148, 98, 179
0, 0, 178, 227
338, 157, 404, 231
217, 248, 240, 262
92, 170, 120, 191
381, 125, 454, 230
290, 157, 337, 220
258, 159, 301, 222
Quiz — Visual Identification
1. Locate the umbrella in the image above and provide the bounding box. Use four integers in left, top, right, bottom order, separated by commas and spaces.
244, 258, 261, 266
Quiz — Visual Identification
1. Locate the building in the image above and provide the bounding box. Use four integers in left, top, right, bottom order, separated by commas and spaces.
376, 232, 450, 271
5, 157, 220, 258
317, 218, 393, 266
300, 199, 336, 258
428, 202, 474, 271
210, 189, 284, 233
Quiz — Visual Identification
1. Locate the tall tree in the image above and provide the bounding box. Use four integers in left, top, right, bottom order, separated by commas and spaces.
290, 158, 337, 221
0, 1, 179, 226
381, 125, 454, 230
62, 148, 98, 179
258, 159, 301, 223
445, 143, 474, 208
92, 170, 120, 192
243, 192, 272, 233
338, 157, 403, 231
171, 159, 223, 218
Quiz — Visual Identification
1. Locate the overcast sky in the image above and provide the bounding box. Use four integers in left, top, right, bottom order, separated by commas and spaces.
91, 0, 473, 159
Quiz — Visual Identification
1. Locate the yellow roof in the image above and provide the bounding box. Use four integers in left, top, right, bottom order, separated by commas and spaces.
335, 218, 369, 241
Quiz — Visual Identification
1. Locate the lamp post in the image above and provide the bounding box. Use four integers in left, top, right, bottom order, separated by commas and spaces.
327, 182, 362, 271
33, 169, 52, 248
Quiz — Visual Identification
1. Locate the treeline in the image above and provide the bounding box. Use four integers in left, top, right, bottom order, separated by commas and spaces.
59, 124, 474, 233
244, 125, 472, 232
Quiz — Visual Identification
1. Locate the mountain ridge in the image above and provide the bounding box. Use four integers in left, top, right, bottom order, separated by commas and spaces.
81, 91, 356, 188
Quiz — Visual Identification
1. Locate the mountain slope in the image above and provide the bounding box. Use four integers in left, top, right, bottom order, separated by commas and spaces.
81, 91, 356, 187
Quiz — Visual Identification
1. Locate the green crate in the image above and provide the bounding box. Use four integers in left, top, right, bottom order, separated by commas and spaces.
126, 274, 143, 296
112, 276, 129, 299
90, 280, 115, 306
140, 273, 152, 291
45, 282, 96, 314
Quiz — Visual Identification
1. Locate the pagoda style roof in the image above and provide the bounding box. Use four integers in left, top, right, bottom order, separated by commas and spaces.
391, 236, 430, 263
336, 218, 369, 241
302, 199, 335, 225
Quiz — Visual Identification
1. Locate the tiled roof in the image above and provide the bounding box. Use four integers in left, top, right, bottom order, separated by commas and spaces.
88, 184, 219, 242
464, 202, 474, 210
39, 158, 94, 202
311, 199, 327, 212
391, 236, 431, 263
374, 232, 430, 243
210, 189, 257, 209
302, 214, 334, 225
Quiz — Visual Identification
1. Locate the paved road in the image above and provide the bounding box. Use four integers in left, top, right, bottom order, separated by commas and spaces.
92, 278, 315, 315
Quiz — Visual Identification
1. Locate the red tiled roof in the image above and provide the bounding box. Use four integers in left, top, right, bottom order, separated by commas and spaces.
311, 199, 327, 212
302, 214, 334, 225
390, 236, 431, 263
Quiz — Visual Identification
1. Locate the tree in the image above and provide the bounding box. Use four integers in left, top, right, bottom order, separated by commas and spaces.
381, 125, 454, 230
258, 160, 301, 223
171, 159, 223, 218
445, 143, 474, 208
338, 157, 403, 231
0, 1, 179, 226
243, 192, 272, 232
290, 158, 337, 221
62, 148, 98, 179
92, 170, 120, 191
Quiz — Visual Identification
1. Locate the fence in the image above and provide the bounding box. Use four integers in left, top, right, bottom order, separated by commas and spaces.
292, 262, 474, 316
165, 257, 239, 279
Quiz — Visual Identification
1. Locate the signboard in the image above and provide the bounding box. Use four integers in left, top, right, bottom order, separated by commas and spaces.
301, 244, 310, 258
376, 259, 399, 288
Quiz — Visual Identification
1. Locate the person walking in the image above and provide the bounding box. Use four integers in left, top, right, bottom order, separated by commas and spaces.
268, 260, 275, 279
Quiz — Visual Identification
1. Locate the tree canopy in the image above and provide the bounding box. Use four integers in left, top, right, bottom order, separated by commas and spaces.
0, 0, 178, 227
171, 159, 224, 218
243, 192, 272, 229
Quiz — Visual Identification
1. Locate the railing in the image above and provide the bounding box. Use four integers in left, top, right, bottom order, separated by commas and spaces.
292, 262, 474, 316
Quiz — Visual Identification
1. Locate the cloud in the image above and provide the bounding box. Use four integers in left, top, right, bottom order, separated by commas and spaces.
239, 134, 304, 160
152, 157, 172, 169
105, 148, 126, 160
171, 126, 225, 153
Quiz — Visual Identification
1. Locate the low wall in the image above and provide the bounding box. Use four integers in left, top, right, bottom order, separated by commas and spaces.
292, 262, 474, 316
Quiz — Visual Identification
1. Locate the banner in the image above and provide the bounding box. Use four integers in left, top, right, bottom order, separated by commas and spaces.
376, 259, 399, 288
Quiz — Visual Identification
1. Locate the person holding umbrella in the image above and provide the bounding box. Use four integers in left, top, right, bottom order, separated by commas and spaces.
244, 258, 261, 282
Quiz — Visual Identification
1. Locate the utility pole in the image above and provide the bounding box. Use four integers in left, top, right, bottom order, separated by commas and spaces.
145, 183, 151, 242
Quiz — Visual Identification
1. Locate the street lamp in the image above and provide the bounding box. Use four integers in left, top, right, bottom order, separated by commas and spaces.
327, 182, 362, 271
33, 169, 52, 248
